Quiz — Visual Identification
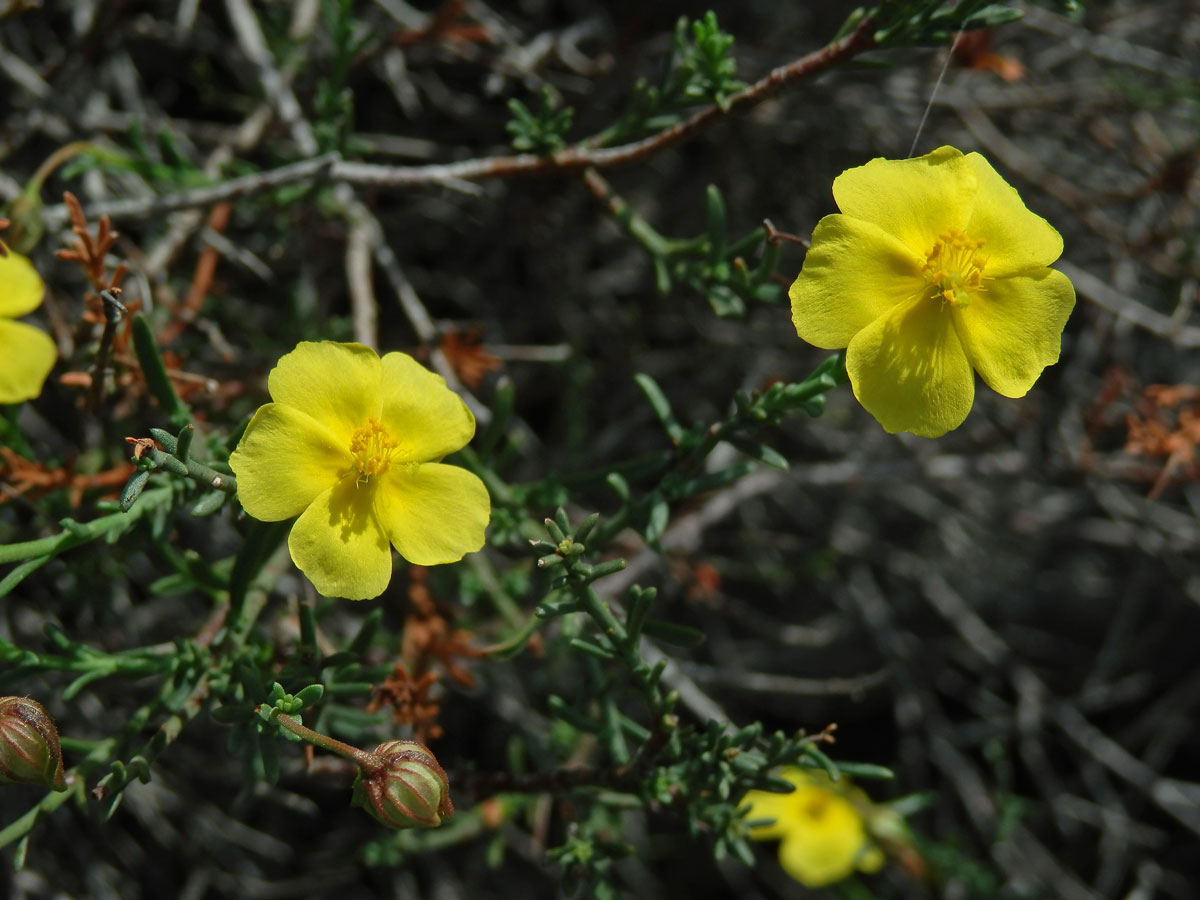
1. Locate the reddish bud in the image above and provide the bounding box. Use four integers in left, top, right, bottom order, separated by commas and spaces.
0, 697, 67, 791
352, 740, 453, 829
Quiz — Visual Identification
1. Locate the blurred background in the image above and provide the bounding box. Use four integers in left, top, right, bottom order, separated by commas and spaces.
1, 0, 1198, 897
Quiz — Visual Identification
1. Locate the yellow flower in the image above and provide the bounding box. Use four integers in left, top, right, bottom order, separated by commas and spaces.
229, 341, 490, 600
0, 252, 56, 404
742, 767, 885, 888
790, 146, 1075, 437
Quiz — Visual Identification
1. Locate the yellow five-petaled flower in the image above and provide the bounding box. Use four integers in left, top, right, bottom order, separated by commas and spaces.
0, 252, 56, 405
790, 145, 1075, 437
230, 341, 490, 600
742, 767, 885, 888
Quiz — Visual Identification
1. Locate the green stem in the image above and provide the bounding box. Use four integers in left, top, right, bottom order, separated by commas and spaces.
131, 315, 191, 427
145, 447, 237, 493
466, 553, 525, 628
726, 226, 767, 258
271, 712, 373, 767
0, 487, 173, 567
576, 586, 663, 709
582, 169, 676, 257
0, 738, 115, 850
91, 590, 269, 818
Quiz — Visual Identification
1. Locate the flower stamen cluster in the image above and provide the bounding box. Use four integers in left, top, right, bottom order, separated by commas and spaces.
349, 418, 398, 483
922, 229, 988, 309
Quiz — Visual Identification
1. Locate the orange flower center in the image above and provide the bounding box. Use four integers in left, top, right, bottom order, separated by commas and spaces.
921, 229, 987, 309
802, 792, 833, 821
349, 419, 398, 483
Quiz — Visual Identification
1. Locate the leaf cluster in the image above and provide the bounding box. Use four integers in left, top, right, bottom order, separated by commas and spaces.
506, 87, 576, 154
529, 510, 894, 893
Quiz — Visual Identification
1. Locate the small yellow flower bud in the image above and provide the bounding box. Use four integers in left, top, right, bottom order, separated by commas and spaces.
0, 697, 67, 791
352, 740, 453, 829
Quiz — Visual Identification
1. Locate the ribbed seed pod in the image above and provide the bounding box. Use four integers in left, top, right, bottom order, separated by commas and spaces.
0, 697, 67, 792
351, 740, 452, 829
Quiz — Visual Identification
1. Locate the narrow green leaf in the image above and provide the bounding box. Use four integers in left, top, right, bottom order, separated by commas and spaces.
347, 608, 383, 656
573, 512, 601, 546
130, 315, 190, 427
586, 559, 627, 581
569, 637, 617, 660
547, 694, 601, 733
228, 520, 289, 613
634, 373, 684, 442
0, 556, 51, 599
487, 613, 542, 660
645, 495, 669, 545
728, 438, 789, 470
174, 424, 195, 461
626, 586, 656, 642
673, 461, 755, 499
705, 185, 726, 263
298, 603, 318, 655
606, 472, 630, 502
478, 375, 514, 457
536, 595, 583, 618
803, 746, 840, 780
258, 729, 280, 784
294, 684, 325, 708
120, 469, 152, 512
641, 618, 706, 649
190, 491, 226, 517
835, 762, 894, 780
63, 669, 114, 700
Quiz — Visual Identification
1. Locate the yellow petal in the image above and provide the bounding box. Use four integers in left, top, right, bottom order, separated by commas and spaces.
775, 797, 868, 888
790, 214, 925, 349
288, 477, 393, 600
846, 297, 974, 437
0, 319, 56, 404
741, 786, 794, 841
857, 844, 886, 874
0, 253, 45, 318
378, 352, 476, 462
375, 462, 490, 566
954, 268, 1075, 398
964, 152, 1063, 276
833, 146, 974, 256
267, 342, 381, 442
229, 403, 350, 521
742, 769, 833, 841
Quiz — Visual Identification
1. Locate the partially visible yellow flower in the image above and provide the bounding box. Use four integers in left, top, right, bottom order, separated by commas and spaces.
229, 341, 490, 600
790, 145, 1075, 437
742, 767, 884, 888
0, 252, 56, 404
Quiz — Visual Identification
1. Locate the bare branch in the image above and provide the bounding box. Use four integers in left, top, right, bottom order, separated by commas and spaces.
40, 17, 877, 225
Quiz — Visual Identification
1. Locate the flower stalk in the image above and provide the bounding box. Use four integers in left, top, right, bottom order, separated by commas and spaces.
266, 711, 373, 767
263, 709, 453, 829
